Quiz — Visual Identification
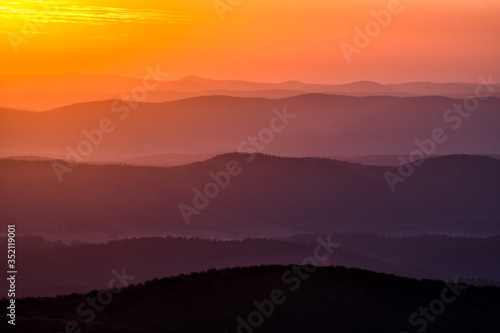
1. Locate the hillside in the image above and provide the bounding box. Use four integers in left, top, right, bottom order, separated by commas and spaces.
1, 234, 498, 298
1, 94, 500, 159
1, 265, 499, 332
1, 154, 500, 239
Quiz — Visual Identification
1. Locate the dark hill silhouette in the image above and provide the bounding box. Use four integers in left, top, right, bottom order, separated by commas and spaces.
1, 265, 499, 333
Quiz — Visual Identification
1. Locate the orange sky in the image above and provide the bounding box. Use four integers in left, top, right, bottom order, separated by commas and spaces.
0, 0, 499, 83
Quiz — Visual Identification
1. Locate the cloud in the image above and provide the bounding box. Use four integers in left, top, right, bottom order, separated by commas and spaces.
0, 1, 197, 25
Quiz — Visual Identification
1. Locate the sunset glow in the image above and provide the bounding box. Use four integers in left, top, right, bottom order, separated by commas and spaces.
1, 0, 499, 83
1, 1, 500, 331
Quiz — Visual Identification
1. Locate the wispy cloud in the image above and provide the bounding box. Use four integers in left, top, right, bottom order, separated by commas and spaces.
0, 1, 196, 25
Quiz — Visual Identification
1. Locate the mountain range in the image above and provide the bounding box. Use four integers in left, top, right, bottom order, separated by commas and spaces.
2, 94, 500, 161
1, 74, 498, 111
2, 154, 500, 240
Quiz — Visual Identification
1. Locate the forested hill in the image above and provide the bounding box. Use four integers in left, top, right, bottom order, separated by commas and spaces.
2, 265, 499, 333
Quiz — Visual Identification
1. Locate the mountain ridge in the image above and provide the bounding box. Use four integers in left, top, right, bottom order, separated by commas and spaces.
2, 94, 499, 159
2, 264, 499, 333
2, 153, 500, 239
2, 74, 498, 111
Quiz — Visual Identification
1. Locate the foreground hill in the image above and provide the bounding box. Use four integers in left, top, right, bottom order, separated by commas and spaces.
1, 154, 500, 238
1, 94, 500, 159
1, 234, 498, 297
1, 265, 499, 332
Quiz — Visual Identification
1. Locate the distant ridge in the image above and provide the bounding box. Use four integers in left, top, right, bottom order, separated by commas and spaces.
2, 94, 499, 159
1, 74, 498, 110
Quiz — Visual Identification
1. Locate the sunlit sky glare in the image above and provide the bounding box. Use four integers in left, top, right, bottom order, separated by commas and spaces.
0, 0, 499, 83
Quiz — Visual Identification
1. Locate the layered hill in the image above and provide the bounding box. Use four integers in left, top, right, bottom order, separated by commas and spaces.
1, 74, 498, 110
1, 265, 499, 333
1, 94, 500, 159
1, 154, 500, 238
1, 234, 498, 298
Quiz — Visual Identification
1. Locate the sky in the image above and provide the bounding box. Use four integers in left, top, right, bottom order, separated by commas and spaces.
0, 0, 499, 83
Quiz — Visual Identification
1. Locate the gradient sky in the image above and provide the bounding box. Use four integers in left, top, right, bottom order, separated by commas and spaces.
0, 0, 499, 83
